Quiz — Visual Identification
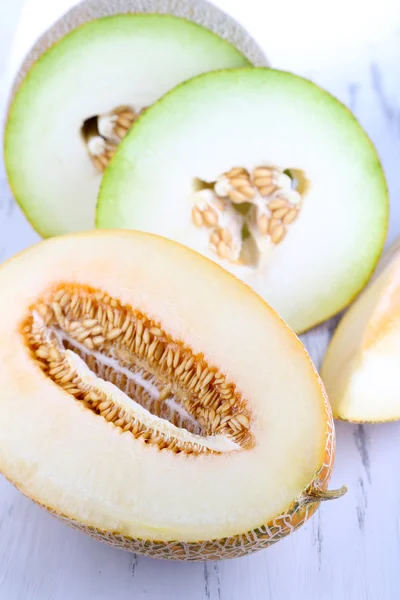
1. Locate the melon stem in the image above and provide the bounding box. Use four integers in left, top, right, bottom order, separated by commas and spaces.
303, 484, 347, 503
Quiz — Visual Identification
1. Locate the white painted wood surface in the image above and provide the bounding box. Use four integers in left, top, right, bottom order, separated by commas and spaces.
1, 1, 400, 598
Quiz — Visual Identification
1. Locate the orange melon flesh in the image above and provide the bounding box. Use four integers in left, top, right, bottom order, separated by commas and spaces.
321, 238, 400, 423
0, 231, 342, 559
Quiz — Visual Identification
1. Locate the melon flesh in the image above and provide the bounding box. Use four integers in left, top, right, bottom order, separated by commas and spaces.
4, 12, 254, 238
97, 68, 388, 334
321, 238, 400, 423
0, 231, 341, 559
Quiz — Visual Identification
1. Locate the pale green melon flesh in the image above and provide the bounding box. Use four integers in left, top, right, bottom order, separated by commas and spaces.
97, 68, 388, 333
4, 15, 250, 238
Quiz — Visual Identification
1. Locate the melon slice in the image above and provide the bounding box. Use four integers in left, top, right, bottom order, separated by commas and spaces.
321, 238, 400, 423
4, 0, 266, 238
97, 68, 388, 334
0, 230, 345, 560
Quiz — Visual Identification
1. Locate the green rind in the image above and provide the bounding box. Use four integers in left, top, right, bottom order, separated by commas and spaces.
4, 10, 257, 238
8, 0, 267, 98
97, 67, 389, 333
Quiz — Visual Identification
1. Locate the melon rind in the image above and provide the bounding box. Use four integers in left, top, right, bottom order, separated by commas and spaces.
8, 0, 267, 98
4, 0, 267, 238
42, 391, 335, 561
0, 231, 338, 560
23, 426, 333, 562
97, 67, 388, 334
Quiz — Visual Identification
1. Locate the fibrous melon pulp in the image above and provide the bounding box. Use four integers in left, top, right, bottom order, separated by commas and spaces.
4, 0, 266, 237
97, 68, 388, 334
0, 231, 345, 560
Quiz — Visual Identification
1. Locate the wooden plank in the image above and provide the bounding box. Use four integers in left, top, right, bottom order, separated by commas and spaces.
1, 1, 400, 598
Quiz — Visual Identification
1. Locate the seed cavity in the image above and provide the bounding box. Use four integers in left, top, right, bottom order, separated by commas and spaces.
22, 286, 254, 455
81, 106, 142, 173
192, 166, 306, 267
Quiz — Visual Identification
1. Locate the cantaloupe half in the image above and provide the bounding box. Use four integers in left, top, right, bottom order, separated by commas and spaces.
4, 0, 267, 238
321, 238, 400, 423
0, 230, 345, 560
97, 68, 388, 334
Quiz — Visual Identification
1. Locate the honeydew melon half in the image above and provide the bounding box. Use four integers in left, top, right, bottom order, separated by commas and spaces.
0, 230, 345, 561
97, 68, 388, 334
4, 0, 267, 238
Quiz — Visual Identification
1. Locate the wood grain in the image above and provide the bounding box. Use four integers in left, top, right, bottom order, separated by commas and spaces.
1, 1, 400, 598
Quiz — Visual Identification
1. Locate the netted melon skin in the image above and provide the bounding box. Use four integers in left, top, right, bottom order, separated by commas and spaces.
53, 492, 319, 561
29, 395, 334, 562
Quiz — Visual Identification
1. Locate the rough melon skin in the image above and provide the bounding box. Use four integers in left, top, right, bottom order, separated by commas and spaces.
0, 231, 343, 561
4, 0, 267, 238
42, 466, 332, 561
7, 414, 335, 561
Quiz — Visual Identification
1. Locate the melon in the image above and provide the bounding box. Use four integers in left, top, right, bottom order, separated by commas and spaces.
4, 0, 266, 238
97, 68, 388, 334
321, 238, 400, 423
0, 230, 345, 560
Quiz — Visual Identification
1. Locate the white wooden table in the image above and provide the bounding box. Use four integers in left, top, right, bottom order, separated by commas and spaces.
1, 1, 400, 598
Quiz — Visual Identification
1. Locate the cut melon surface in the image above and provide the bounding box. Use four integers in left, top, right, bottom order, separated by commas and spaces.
321, 238, 400, 423
4, 0, 266, 238
0, 230, 345, 560
97, 68, 388, 334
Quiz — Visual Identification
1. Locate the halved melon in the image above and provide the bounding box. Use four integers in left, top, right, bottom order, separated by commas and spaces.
97, 68, 388, 334
0, 230, 345, 560
321, 238, 400, 423
4, 0, 267, 238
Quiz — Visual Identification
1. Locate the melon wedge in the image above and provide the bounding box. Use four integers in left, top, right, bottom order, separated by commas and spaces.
97, 68, 388, 334
321, 238, 400, 423
0, 230, 345, 560
4, 0, 266, 238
